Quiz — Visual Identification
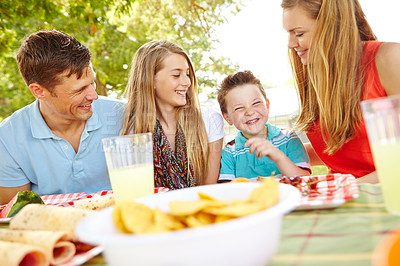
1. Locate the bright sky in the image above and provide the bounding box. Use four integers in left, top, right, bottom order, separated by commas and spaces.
215, 0, 400, 87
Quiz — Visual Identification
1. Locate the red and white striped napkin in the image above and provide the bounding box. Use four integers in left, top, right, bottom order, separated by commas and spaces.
296, 174, 360, 210
1, 187, 170, 210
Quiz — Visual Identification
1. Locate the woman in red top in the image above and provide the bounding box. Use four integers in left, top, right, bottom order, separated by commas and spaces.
281, 0, 400, 183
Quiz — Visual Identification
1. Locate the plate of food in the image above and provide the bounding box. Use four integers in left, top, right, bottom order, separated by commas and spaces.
0, 187, 170, 265
278, 173, 360, 210
1, 203, 103, 266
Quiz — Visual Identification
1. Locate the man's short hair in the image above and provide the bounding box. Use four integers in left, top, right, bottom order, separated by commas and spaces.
17, 29, 91, 92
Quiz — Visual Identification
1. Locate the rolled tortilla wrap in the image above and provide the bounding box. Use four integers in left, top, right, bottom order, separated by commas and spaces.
0, 229, 75, 265
74, 194, 114, 211
0, 240, 49, 266
10, 204, 95, 242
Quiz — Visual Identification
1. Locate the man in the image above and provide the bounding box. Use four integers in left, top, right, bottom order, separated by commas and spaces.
0, 30, 125, 204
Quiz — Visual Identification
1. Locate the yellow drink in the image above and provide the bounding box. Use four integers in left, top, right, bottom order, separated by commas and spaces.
371, 141, 400, 215
109, 164, 154, 203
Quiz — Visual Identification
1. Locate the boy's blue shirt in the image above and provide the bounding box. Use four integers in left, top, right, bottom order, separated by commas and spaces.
219, 123, 310, 181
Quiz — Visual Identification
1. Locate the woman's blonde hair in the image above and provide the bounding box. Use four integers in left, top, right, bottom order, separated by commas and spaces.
281, 0, 376, 154
121, 40, 209, 184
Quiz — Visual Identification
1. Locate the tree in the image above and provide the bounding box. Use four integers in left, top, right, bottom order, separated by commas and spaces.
0, 0, 241, 119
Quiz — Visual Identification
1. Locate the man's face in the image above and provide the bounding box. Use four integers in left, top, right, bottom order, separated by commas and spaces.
40, 64, 99, 122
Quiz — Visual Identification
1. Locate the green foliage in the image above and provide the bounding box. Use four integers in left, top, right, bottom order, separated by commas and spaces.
0, 0, 241, 119
0, 54, 35, 117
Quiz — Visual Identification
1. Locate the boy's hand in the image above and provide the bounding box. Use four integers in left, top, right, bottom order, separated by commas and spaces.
244, 138, 285, 162
244, 137, 310, 177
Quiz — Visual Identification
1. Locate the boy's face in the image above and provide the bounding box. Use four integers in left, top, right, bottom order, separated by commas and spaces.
222, 84, 270, 139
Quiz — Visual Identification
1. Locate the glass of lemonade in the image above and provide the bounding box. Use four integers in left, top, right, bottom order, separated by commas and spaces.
102, 133, 154, 203
362, 95, 400, 215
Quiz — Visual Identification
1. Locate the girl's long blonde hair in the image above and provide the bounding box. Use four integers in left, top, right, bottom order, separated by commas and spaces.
121, 40, 209, 184
281, 0, 376, 154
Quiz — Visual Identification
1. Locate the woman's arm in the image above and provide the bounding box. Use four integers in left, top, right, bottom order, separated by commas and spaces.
359, 42, 400, 185
376, 42, 400, 96
304, 143, 325, 166
356, 171, 379, 184
203, 138, 224, 184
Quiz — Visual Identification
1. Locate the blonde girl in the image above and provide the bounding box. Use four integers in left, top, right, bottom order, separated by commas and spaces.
121, 40, 225, 189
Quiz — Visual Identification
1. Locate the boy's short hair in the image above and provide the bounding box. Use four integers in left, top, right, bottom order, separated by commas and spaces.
17, 29, 91, 92
217, 70, 267, 113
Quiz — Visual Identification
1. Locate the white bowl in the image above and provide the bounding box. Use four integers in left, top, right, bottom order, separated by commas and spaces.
76, 182, 300, 266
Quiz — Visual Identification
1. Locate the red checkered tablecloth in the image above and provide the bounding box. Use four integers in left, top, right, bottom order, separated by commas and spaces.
1, 187, 169, 210
295, 173, 360, 210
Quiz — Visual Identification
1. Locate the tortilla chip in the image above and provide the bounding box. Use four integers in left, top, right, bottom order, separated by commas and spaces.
249, 178, 279, 209
147, 208, 185, 233
112, 204, 130, 233
169, 200, 209, 216
198, 192, 217, 201
215, 215, 235, 223
183, 212, 215, 228
117, 201, 154, 234
203, 201, 264, 217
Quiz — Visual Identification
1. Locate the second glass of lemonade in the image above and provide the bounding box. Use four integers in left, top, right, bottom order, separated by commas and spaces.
102, 133, 154, 203
362, 95, 400, 215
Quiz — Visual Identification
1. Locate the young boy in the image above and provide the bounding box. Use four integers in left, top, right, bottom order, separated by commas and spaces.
217, 70, 310, 182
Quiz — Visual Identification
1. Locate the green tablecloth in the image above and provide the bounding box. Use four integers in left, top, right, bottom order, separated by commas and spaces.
269, 183, 400, 266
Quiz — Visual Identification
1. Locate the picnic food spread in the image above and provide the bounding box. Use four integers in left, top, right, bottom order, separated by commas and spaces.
0, 191, 116, 266
1, 204, 96, 266
0, 176, 360, 265
113, 178, 279, 234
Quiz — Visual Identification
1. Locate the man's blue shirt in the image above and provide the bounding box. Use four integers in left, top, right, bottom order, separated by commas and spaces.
0, 96, 125, 195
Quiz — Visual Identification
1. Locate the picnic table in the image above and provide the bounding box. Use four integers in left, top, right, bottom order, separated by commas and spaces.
1, 183, 399, 265
79, 183, 400, 265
